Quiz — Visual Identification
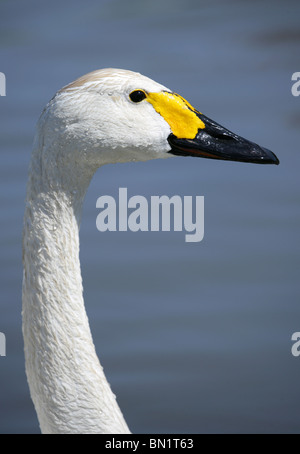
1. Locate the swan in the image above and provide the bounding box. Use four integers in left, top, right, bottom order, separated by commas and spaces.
22, 68, 279, 434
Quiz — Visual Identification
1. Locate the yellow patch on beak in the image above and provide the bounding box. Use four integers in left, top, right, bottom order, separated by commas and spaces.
146, 91, 205, 139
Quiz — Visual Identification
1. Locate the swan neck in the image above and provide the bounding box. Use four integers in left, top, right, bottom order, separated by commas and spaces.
22, 136, 130, 434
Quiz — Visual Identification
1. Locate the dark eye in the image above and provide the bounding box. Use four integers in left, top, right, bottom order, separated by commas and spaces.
129, 90, 147, 103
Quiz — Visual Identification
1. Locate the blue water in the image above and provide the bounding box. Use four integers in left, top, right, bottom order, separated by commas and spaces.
0, 0, 300, 433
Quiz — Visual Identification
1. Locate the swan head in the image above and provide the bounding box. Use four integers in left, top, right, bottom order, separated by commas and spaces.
42, 68, 279, 168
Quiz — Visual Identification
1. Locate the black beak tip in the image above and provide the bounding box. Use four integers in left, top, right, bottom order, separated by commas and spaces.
261, 147, 280, 165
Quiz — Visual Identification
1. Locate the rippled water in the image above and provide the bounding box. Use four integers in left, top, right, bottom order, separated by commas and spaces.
0, 0, 299, 433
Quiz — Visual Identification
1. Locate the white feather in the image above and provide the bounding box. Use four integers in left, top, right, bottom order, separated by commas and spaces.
22, 69, 175, 434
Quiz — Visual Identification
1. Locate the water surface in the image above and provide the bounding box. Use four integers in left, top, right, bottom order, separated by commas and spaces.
0, 0, 299, 433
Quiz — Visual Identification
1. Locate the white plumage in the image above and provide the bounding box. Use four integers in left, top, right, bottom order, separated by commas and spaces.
22, 68, 279, 434
22, 69, 176, 434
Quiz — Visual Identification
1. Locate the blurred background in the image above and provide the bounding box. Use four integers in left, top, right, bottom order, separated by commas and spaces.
0, 0, 299, 434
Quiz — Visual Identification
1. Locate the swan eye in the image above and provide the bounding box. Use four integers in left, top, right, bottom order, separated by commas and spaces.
129, 90, 147, 103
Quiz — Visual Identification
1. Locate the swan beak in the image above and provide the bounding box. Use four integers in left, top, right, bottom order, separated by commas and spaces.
167, 112, 279, 165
